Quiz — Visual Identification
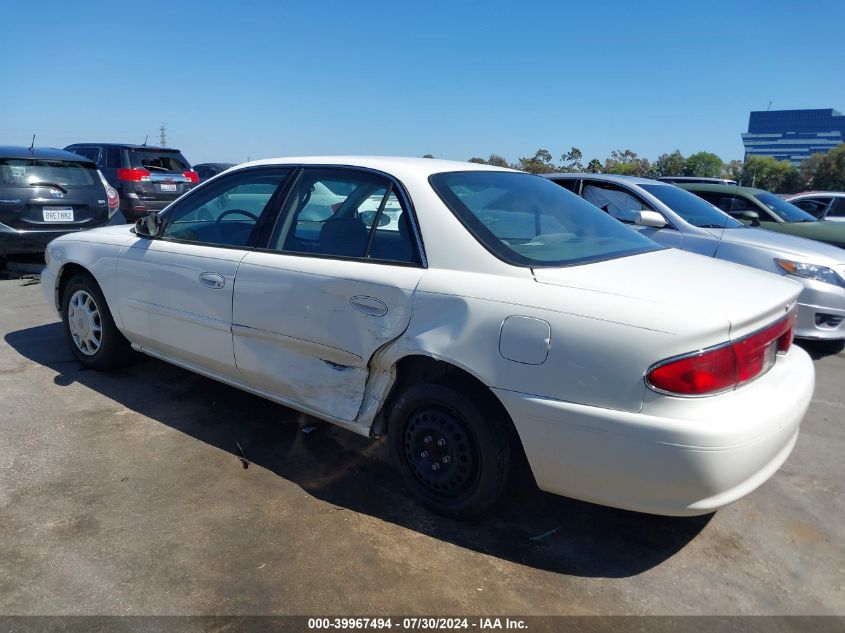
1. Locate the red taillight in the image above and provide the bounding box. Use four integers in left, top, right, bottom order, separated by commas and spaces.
116, 168, 150, 182
647, 313, 795, 396
106, 187, 119, 210
183, 170, 199, 183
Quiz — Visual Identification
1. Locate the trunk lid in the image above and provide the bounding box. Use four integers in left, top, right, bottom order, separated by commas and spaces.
532, 248, 802, 341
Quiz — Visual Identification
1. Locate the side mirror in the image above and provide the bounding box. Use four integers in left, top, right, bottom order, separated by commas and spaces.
742, 210, 760, 226
635, 210, 667, 228
135, 212, 162, 238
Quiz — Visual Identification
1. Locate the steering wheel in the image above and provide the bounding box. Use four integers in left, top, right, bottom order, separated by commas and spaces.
216, 209, 259, 223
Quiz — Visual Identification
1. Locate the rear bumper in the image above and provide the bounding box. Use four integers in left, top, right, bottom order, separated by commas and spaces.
0, 221, 100, 256
795, 279, 845, 340
495, 345, 814, 516
120, 197, 173, 220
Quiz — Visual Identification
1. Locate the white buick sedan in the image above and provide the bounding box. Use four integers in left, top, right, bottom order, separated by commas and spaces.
42, 157, 815, 518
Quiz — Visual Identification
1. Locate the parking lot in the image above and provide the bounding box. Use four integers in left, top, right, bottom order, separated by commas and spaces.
0, 274, 843, 616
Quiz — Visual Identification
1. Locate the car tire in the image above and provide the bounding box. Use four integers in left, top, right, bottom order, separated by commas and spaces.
62, 274, 133, 370
388, 382, 511, 519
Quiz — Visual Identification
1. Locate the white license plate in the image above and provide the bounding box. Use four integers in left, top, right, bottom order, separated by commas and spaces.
43, 207, 74, 222
160, 183, 177, 192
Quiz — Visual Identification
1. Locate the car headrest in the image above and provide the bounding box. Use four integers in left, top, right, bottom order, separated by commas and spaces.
319, 217, 368, 257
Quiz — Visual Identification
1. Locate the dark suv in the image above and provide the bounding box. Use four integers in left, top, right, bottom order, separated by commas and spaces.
1, 146, 115, 262
64, 143, 198, 221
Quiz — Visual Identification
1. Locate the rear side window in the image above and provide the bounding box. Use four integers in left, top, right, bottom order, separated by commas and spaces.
270, 169, 420, 264
129, 150, 189, 173
430, 171, 659, 267
0, 158, 97, 187
68, 147, 100, 162
105, 147, 122, 168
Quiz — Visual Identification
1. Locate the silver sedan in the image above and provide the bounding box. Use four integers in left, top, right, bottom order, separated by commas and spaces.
545, 173, 845, 341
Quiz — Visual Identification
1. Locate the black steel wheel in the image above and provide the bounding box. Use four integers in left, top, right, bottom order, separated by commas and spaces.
389, 382, 510, 519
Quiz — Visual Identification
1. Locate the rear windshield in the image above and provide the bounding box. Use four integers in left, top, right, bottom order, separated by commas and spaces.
429, 171, 661, 267
641, 184, 743, 229
129, 149, 189, 173
0, 158, 96, 187
754, 192, 817, 223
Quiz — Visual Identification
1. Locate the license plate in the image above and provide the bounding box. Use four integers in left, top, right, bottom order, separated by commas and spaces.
160, 183, 177, 192
43, 207, 74, 222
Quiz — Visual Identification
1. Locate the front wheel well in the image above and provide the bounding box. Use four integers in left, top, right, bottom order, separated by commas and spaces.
382, 355, 527, 463
56, 263, 95, 312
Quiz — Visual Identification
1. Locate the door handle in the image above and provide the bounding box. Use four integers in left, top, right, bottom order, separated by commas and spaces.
350, 295, 388, 317
199, 272, 226, 289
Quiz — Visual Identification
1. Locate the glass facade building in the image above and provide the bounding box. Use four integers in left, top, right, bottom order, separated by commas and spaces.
741, 108, 845, 166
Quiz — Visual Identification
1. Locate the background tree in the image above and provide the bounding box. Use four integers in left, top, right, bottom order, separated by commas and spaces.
486, 153, 510, 168
516, 148, 557, 174
723, 159, 744, 183
560, 147, 584, 172
652, 150, 686, 177
804, 144, 845, 190
586, 158, 602, 173
467, 157, 487, 164
603, 149, 650, 176
799, 153, 826, 190
684, 151, 724, 177
422, 154, 435, 159
739, 156, 802, 193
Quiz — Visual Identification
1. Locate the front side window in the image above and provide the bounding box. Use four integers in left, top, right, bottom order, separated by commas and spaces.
161, 168, 290, 247
270, 169, 419, 264
429, 171, 660, 267
582, 181, 648, 223
68, 147, 99, 163
640, 184, 743, 229
791, 197, 831, 218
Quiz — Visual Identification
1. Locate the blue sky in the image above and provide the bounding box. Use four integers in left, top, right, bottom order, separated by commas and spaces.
1, 0, 843, 165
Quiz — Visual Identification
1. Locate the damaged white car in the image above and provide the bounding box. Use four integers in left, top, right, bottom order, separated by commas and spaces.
42, 157, 815, 518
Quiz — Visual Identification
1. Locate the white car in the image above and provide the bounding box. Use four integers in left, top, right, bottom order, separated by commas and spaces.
42, 157, 815, 518
786, 192, 845, 222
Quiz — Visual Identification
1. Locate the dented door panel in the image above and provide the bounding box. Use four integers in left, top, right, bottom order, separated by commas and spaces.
232, 252, 423, 421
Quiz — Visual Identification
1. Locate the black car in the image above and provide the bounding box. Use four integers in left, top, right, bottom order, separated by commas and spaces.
1, 146, 115, 263
193, 162, 235, 181
64, 143, 198, 221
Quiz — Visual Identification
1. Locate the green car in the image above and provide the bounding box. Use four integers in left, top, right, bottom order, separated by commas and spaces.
678, 183, 845, 248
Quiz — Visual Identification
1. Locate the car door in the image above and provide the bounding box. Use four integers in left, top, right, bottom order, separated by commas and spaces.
232, 166, 425, 422
581, 180, 684, 249
115, 167, 292, 380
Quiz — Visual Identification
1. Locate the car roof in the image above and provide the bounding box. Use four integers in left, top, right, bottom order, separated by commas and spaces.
787, 191, 845, 198
543, 172, 662, 186
0, 145, 96, 163
676, 182, 766, 195
237, 156, 516, 178
65, 142, 182, 152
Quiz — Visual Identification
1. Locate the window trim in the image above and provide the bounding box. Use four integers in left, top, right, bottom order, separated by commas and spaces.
254, 164, 428, 269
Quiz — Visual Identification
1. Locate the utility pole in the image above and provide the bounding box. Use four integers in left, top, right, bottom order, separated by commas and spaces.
159, 122, 167, 147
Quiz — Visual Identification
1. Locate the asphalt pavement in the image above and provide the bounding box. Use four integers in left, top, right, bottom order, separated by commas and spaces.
0, 276, 843, 615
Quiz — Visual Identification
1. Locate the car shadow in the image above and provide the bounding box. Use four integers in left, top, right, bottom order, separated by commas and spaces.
5, 322, 712, 578
796, 338, 845, 360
